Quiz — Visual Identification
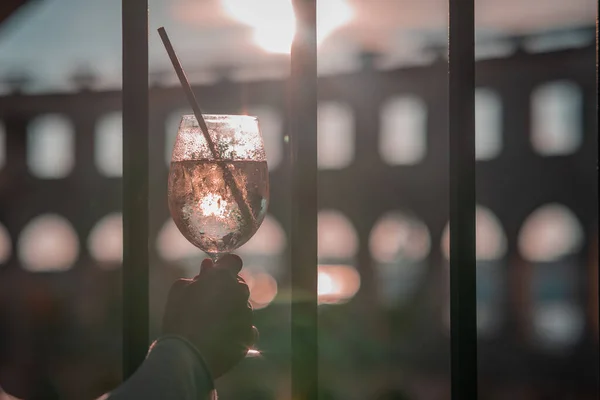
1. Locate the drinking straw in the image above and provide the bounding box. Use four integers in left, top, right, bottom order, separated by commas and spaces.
158, 27, 256, 236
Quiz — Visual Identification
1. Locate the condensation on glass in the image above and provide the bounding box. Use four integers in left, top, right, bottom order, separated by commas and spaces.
172, 114, 266, 162
165, 108, 192, 167
244, 106, 283, 171
168, 114, 269, 258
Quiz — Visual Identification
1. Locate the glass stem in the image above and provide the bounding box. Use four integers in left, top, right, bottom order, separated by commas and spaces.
208, 252, 224, 263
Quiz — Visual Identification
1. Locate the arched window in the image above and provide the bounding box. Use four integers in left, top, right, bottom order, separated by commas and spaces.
475, 88, 502, 160
18, 214, 79, 272
369, 212, 430, 306
317, 210, 360, 304
519, 204, 585, 350
380, 96, 427, 165
27, 114, 75, 178
531, 81, 582, 156
239, 269, 278, 310
95, 112, 123, 177
88, 213, 122, 268
518, 204, 583, 262
318, 102, 354, 169
441, 206, 507, 261
441, 206, 507, 335
318, 210, 358, 261
0, 222, 12, 264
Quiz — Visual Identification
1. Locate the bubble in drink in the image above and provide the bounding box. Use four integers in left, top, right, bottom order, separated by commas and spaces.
168, 159, 269, 255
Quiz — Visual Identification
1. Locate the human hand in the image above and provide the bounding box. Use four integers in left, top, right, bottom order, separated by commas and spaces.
162, 254, 255, 378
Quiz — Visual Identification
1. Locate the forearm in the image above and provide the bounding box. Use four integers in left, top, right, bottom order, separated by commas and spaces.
106, 336, 216, 400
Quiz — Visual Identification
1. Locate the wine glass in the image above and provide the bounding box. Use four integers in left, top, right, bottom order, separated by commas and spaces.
168, 114, 269, 262
168, 114, 268, 357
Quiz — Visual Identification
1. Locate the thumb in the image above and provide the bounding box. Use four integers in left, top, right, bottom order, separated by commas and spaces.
196, 258, 214, 279
215, 254, 243, 275
162, 278, 191, 332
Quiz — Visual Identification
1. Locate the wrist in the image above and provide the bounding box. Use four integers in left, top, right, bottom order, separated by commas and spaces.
154, 335, 216, 387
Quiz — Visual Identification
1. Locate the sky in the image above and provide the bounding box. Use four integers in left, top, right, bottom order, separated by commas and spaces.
0, 0, 258, 91
0, 0, 596, 93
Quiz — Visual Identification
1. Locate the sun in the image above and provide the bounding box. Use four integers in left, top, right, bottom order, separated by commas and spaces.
222, 0, 353, 54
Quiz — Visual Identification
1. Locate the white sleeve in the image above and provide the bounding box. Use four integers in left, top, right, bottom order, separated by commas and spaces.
105, 336, 217, 400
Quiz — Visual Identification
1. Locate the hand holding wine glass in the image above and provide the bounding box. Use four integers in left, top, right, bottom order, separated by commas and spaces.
159, 26, 268, 359
162, 254, 256, 378
158, 27, 269, 262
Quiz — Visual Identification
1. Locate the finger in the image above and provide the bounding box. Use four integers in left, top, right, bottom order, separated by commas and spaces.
197, 258, 214, 278
211, 283, 252, 318
236, 273, 247, 285
215, 254, 243, 275
162, 278, 192, 332
232, 306, 254, 330
206, 257, 249, 300
236, 280, 251, 302
224, 320, 255, 349
166, 278, 192, 303
220, 278, 251, 306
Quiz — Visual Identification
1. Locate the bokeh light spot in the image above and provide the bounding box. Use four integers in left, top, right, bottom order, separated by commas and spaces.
18, 214, 79, 272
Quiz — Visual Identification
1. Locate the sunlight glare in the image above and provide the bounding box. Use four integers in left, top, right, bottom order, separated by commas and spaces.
222, 0, 352, 54
246, 349, 262, 358
318, 269, 335, 296
200, 193, 228, 217
318, 264, 360, 305
318, 0, 353, 44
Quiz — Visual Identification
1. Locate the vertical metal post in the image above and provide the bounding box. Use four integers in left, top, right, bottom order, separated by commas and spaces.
595, 15, 599, 381
448, 0, 477, 399
289, 0, 318, 399
122, 0, 149, 379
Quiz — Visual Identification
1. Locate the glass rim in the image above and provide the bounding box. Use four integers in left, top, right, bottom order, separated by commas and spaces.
181, 113, 259, 122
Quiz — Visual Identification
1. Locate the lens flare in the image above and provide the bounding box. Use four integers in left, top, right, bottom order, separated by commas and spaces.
318, 264, 360, 304
222, 0, 353, 54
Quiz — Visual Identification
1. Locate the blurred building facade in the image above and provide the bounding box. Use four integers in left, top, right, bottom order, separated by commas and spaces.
0, 29, 598, 400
